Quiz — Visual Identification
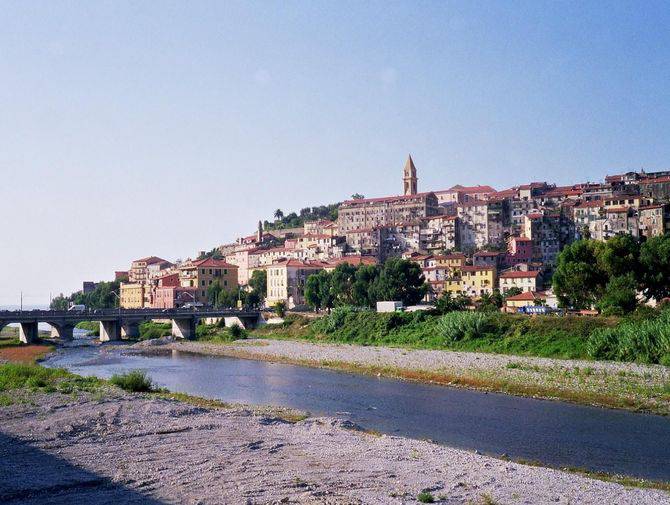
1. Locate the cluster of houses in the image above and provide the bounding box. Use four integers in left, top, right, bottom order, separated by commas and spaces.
114, 157, 670, 312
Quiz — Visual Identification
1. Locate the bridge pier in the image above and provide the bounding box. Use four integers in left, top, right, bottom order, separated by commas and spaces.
49, 324, 74, 340
171, 318, 196, 339
121, 322, 140, 339
19, 322, 39, 344
99, 321, 121, 342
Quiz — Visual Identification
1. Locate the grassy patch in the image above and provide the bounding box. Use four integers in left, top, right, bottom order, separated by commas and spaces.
252, 309, 665, 363
139, 321, 172, 340
195, 322, 248, 343
0, 362, 104, 400
109, 370, 155, 392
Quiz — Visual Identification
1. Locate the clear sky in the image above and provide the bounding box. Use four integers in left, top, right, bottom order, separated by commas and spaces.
1, 1, 669, 305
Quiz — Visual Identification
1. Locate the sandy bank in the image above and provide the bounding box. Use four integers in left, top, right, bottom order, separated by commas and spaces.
0, 391, 667, 504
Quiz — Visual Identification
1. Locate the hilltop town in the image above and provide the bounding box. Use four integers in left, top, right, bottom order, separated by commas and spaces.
102, 157, 670, 312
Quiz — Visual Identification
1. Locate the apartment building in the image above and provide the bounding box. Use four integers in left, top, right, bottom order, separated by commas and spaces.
179, 258, 238, 304
499, 270, 542, 293
265, 259, 327, 309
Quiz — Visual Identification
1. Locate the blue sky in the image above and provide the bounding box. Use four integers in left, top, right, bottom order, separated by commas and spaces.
1, 1, 669, 305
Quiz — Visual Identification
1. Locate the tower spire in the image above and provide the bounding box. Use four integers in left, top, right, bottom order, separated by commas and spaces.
403, 154, 418, 196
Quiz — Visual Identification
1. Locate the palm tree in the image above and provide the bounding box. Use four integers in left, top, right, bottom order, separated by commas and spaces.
274, 209, 284, 221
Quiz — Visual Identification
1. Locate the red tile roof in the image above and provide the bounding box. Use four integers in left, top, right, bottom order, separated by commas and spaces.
192, 258, 238, 269
500, 270, 540, 279
506, 291, 546, 302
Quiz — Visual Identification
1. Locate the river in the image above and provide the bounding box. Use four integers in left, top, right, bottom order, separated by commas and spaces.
42, 339, 670, 481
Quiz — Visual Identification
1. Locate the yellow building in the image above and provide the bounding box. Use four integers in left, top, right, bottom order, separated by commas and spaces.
460, 266, 496, 297
119, 283, 145, 308
266, 259, 326, 309
179, 258, 239, 304
434, 253, 467, 269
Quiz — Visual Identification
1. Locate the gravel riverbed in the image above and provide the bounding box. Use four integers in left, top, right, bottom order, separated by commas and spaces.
1, 391, 667, 504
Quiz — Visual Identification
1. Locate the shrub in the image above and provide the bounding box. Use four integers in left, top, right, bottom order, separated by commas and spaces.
586, 308, 670, 363
228, 323, 245, 339
109, 370, 154, 392
0, 364, 69, 391
439, 312, 491, 343
417, 492, 435, 503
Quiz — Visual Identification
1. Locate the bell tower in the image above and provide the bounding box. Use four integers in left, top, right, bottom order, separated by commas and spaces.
403, 154, 417, 196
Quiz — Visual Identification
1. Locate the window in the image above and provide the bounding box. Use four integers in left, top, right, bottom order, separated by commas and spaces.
201, 280, 205, 287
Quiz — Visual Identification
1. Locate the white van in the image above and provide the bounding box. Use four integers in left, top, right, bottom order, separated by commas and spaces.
68, 304, 86, 312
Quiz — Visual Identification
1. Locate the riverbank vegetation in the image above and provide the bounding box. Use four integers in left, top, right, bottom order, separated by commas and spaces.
75, 321, 100, 335
553, 235, 670, 315
255, 306, 670, 365
50, 280, 121, 310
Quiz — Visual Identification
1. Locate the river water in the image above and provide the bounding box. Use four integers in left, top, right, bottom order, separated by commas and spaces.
43, 339, 670, 481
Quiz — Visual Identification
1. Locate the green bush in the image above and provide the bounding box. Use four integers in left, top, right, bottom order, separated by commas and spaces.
109, 370, 154, 392
439, 312, 491, 343
417, 492, 435, 503
587, 309, 670, 363
0, 363, 69, 391
75, 321, 100, 336
139, 322, 172, 340
228, 323, 245, 339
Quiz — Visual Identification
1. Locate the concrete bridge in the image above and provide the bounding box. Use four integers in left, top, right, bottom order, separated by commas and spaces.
0, 308, 265, 344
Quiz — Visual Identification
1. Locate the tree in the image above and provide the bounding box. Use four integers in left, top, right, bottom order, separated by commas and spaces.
248, 270, 267, 301
351, 193, 365, 200
434, 291, 468, 314
330, 263, 357, 305
305, 274, 322, 311
597, 234, 640, 280
274, 209, 284, 221
369, 257, 427, 306
639, 234, 670, 301
207, 281, 224, 307
597, 273, 638, 316
552, 240, 608, 309
352, 264, 380, 307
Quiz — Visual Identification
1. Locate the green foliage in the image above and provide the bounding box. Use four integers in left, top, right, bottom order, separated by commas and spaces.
109, 370, 155, 392
596, 273, 638, 316
639, 234, 670, 301
264, 204, 339, 230
228, 323, 245, 339
274, 300, 287, 318
587, 308, 670, 364
439, 312, 491, 343
0, 363, 103, 394
247, 270, 267, 308
553, 240, 607, 309
50, 280, 121, 310
198, 248, 223, 260
417, 492, 435, 503
434, 292, 471, 314
75, 321, 100, 336
139, 321, 171, 340
276, 310, 618, 360
369, 257, 427, 306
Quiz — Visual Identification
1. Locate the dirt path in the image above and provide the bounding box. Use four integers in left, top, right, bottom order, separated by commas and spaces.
0, 392, 667, 504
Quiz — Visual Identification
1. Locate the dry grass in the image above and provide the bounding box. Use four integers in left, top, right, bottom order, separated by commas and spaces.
0, 345, 53, 364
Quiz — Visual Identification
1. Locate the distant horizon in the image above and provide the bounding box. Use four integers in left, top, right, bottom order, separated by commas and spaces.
2, 1, 669, 305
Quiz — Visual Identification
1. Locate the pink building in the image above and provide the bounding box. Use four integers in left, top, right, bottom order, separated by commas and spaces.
154, 286, 198, 309
504, 236, 533, 268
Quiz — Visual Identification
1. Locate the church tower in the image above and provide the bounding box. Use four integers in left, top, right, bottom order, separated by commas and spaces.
403, 154, 418, 196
